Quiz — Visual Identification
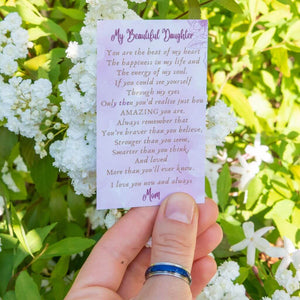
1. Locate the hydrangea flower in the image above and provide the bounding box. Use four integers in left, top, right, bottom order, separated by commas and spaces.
231, 221, 274, 266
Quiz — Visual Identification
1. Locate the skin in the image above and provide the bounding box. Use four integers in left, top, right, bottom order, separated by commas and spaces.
66, 193, 223, 300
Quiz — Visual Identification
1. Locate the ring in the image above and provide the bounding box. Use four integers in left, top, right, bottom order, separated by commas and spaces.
145, 262, 192, 285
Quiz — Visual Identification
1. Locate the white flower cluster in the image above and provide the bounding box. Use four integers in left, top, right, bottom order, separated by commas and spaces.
198, 261, 248, 300
263, 290, 300, 300
275, 269, 299, 295
85, 205, 122, 230
0, 77, 55, 157
50, 0, 140, 196
0, 13, 29, 76
206, 100, 238, 159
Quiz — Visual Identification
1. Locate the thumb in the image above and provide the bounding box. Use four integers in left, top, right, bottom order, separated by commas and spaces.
137, 193, 198, 300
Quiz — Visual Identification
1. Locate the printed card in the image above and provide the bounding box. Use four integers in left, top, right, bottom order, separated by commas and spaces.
97, 20, 208, 209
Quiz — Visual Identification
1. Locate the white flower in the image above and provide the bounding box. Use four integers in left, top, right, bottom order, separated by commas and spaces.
66, 41, 79, 62
0, 196, 5, 216
271, 289, 291, 300
230, 155, 259, 190
245, 133, 273, 165
231, 222, 274, 266
269, 237, 300, 278
205, 159, 222, 203
218, 261, 240, 281
13, 155, 28, 172
2, 172, 20, 193
84, 206, 106, 230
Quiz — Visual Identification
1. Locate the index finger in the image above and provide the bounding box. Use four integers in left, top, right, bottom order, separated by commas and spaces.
70, 206, 158, 293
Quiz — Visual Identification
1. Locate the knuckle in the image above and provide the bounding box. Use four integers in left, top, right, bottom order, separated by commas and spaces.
154, 232, 192, 257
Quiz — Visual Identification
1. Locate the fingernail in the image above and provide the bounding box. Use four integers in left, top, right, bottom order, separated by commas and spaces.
165, 194, 195, 224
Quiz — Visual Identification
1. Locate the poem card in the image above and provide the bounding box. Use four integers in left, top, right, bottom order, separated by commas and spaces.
97, 19, 208, 209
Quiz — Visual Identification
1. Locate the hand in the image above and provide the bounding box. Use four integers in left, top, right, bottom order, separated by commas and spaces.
65, 193, 223, 300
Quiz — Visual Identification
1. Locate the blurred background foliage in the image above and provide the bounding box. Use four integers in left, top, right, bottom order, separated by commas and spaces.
0, 0, 299, 299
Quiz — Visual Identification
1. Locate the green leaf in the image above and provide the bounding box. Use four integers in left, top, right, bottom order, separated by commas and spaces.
10, 204, 33, 256
273, 216, 299, 246
51, 256, 70, 279
41, 19, 68, 42
26, 223, 57, 253
3, 291, 16, 300
235, 267, 250, 284
0, 234, 19, 249
16, 0, 44, 25
217, 163, 232, 212
220, 219, 244, 246
24, 54, 48, 72
246, 176, 264, 210
172, 0, 185, 12
50, 189, 67, 223
286, 19, 300, 41
223, 83, 260, 131
28, 27, 51, 41
19, 137, 39, 168
41, 237, 95, 259
67, 186, 86, 226
205, 176, 212, 199
15, 271, 41, 300
265, 200, 295, 220
31, 156, 58, 199
254, 28, 276, 53
271, 47, 290, 77
0, 127, 18, 166
216, 0, 243, 14
0, 252, 14, 296
9, 170, 27, 201
57, 6, 85, 20
187, 0, 200, 19
157, 0, 169, 18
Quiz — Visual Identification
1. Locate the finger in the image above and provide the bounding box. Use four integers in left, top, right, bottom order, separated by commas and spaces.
136, 193, 198, 300
197, 198, 219, 236
68, 206, 158, 294
117, 247, 151, 299
194, 223, 223, 259
190, 256, 217, 297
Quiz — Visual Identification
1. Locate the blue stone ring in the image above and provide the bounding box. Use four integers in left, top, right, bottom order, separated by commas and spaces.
145, 262, 192, 285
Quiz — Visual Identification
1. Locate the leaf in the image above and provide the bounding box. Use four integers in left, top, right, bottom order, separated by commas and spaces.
10, 204, 33, 256
31, 156, 58, 199
19, 137, 39, 168
265, 200, 295, 220
15, 271, 41, 300
16, 0, 44, 25
217, 163, 232, 212
9, 170, 27, 201
0, 127, 18, 166
172, 0, 185, 12
41, 237, 95, 259
235, 267, 250, 284
254, 28, 276, 53
3, 291, 17, 300
41, 19, 68, 42
24, 54, 48, 72
220, 219, 244, 246
286, 19, 300, 41
49, 189, 68, 223
26, 223, 57, 253
246, 176, 264, 209
271, 47, 290, 77
222, 83, 260, 131
51, 256, 69, 279
28, 27, 50, 41
157, 0, 169, 18
216, 0, 243, 14
67, 187, 86, 226
57, 6, 85, 20
273, 216, 300, 246
187, 0, 200, 19
205, 176, 212, 199
0, 234, 18, 249
0, 252, 14, 296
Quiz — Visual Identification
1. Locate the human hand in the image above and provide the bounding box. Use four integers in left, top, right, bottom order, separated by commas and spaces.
65, 193, 223, 300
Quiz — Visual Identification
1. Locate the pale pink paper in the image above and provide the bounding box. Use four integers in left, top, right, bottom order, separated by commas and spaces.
97, 20, 207, 209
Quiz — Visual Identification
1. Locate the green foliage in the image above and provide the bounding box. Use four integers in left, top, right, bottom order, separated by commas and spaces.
0, 0, 300, 298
